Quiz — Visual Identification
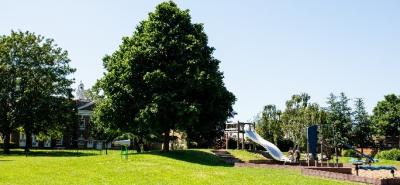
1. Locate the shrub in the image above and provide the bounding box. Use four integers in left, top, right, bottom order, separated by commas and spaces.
376, 149, 400, 161
342, 149, 356, 157
0, 142, 19, 149
277, 139, 294, 152
227, 138, 238, 149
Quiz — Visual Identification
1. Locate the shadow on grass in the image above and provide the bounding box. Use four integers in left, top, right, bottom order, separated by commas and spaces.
0, 150, 98, 157
138, 150, 233, 167
0, 159, 13, 162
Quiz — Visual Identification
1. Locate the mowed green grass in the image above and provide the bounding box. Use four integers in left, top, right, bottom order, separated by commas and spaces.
227, 149, 266, 162
0, 149, 361, 185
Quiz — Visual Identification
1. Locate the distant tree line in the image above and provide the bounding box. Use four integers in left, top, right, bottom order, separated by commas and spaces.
255, 92, 400, 154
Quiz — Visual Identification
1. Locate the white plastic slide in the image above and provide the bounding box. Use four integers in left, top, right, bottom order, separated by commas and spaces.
244, 125, 290, 162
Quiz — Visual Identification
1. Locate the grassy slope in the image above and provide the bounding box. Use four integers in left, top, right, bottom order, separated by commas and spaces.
227, 149, 266, 162
0, 149, 360, 185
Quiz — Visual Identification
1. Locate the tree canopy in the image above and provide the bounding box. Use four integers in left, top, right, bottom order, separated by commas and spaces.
93, 1, 235, 151
372, 94, 400, 137
255, 92, 373, 153
0, 30, 75, 153
280, 93, 324, 149
351, 98, 373, 151
256, 104, 282, 145
325, 93, 352, 142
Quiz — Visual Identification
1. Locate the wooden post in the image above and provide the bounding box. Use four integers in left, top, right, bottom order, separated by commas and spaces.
253, 122, 256, 151
225, 123, 228, 150
236, 121, 239, 149
242, 129, 245, 149
225, 132, 228, 150
307, 139, 310, 166
315, 159, 317, 167
321, 134, 324, 167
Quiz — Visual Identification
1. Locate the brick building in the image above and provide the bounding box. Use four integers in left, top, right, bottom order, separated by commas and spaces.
17, 82, 111, 149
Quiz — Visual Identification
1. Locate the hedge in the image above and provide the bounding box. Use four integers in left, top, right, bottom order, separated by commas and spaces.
376, 149, 400, 161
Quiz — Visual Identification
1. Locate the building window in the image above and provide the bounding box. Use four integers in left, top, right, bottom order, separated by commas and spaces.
79, 117, 85, 130
56, 136, 63, 146
20, 133, 25, 140
87, 138, 94, 148
78, 131, 84, 140
78, 133, 85, 146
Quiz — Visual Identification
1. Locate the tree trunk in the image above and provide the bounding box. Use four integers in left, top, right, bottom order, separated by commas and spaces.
163, 130, 170, 152
398, 135, 400, 149
134, 138, 142, 153
129, 139, 134, 150
25, 130, 32, 154
3, 129, 11, 154
139, 136, 144, 152
335, 146, 339, 167
105, 142, 108, 155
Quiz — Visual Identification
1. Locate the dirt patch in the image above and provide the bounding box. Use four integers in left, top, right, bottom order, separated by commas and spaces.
354, 168, 398, 179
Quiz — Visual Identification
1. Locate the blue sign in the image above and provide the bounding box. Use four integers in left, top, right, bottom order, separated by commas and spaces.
307, 125, 318, 160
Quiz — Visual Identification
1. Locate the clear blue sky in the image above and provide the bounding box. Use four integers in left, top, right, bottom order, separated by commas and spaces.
1, 0, 399, 121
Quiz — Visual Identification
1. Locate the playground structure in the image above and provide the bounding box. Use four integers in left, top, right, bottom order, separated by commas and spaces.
244, 124, 290, 162
223, 121, 399, 184
224, 121, 256, 150
225, 121, 290, 162
224, 121, 396, 167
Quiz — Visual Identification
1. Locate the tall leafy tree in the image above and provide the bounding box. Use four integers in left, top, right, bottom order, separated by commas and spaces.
326, 93, 352, 142
372, 94, 400, 145
281, 93, 309, 148
256, 105, 282, 145
85, 85, 125, 152
351, 98, 373, 153
280, 93, 324, 149
94, 1, 235, 151
0, 48, 16, 154
0, 31, 75, 153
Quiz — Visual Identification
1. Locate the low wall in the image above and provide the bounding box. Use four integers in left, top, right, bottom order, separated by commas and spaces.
301, 168, 400, 185
305, 167, 352, 174
247, 159, 343, 167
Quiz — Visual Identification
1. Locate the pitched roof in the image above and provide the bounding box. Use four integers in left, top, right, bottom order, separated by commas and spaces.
76, 100, 95, 111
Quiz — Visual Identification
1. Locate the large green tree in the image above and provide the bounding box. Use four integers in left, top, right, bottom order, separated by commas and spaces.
0, 31, 75, 153
0, 48, 15, 153
325, 93, 352, 142
94, 1, 235, 151
85, 86, 125, 152
281, 93, 323, 149
256, 105, 282, 145
372, 94, 400, 144
351, 98, 373, 153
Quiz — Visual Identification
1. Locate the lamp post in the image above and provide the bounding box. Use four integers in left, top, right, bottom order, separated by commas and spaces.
333, 124, 339, 167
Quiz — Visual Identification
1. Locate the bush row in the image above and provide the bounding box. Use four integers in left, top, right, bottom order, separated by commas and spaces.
342, 149, 357, 157
376, 149, 400, 161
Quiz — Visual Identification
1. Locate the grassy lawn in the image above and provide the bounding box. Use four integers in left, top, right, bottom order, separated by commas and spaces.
227, 149, 266, 162
0, 149, 361, 185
